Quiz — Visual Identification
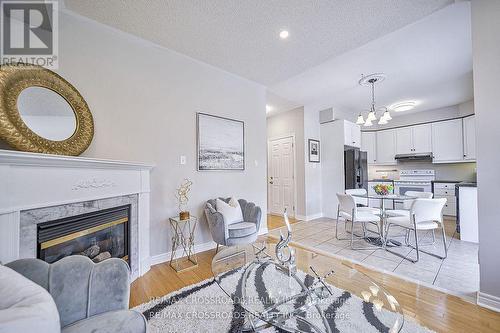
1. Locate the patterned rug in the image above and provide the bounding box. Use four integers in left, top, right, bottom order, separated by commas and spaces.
135, 266, 435, 333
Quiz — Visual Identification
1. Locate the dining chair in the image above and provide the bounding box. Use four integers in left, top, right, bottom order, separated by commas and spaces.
385, 191, 434, 217
384, 198, 447, 263
335, 193, 381, 250
345, 188, 380, 214
385, 191, 434, 245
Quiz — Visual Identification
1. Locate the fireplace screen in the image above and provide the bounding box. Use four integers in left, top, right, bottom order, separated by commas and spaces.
37, 205, 130, 264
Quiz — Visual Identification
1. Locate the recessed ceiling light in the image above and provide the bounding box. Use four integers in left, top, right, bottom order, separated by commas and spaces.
266, 105, 274, 113
279, 30, 289, 39
390, 101, 417, 112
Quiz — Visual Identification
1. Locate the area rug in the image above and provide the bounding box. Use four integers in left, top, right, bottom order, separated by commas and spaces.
134, 265, 435, 333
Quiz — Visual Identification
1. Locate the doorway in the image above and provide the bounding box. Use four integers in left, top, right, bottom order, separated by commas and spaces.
268, 136, 296, 218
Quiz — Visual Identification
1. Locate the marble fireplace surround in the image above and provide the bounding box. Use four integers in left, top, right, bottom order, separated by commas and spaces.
0, 150, 153, 281
20, 195, 139, 277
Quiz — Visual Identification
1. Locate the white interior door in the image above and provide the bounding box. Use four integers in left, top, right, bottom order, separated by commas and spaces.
268, 137, 295, 217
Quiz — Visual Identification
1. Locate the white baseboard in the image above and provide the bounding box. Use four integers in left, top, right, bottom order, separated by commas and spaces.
150, 227, 269, 266
150, 240, 217, 266
477, 291, 500, 312
295, 213, 323, 221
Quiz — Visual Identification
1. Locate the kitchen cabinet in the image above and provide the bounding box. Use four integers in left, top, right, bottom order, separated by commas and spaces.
395, 124, 432, 154
412, 124, 433, 153
463, 115, 476, 161
343, 120, 361, 148
376, 129, 396, 165
395, 127, 413, 154
361, 131, 377, 164
433, 182, 457, 216
432, 119, 464, 163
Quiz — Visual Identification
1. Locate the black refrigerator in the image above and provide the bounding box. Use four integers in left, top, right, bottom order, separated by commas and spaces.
344, 149, 368, 190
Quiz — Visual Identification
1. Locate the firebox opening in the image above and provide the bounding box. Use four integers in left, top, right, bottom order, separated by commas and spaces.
37, 205, 130, 264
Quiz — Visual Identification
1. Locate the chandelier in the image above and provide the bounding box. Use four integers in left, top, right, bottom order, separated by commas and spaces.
356, 73, 392, 127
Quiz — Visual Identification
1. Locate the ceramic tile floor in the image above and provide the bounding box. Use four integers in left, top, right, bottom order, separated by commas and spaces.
268, 217, 479, 300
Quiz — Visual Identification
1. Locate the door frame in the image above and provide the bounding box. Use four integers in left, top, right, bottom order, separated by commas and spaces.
267, 134, 297, 218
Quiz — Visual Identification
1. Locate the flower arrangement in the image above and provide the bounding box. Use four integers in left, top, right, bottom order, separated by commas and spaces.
373, 183, 393, 195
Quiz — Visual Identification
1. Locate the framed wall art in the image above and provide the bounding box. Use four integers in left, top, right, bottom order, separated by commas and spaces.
308, 139, 320, 163
197, 113, 244, 171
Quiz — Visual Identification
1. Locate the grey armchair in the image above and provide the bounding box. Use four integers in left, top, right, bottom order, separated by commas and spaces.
205, 198, 262, 251
5, 255, 147, 333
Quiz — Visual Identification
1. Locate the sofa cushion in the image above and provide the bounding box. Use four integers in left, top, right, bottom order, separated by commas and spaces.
228, 221, 257, 238
216, 198, 243, 225
0, 265, 60, 333
62, 310, 146, 333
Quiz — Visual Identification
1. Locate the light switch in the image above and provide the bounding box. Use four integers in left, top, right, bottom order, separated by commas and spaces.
180, 155, 186, 165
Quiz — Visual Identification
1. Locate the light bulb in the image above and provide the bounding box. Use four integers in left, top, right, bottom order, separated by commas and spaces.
356, 114, 365, 125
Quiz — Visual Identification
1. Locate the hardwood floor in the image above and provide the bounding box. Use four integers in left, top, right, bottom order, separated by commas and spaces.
267, 213, 299, 230
131, 217, 500, 333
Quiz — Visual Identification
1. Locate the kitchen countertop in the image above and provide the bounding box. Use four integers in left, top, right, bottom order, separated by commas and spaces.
432, 180, 461, 183
455, 182, 477, 188
368, 179, 394, 182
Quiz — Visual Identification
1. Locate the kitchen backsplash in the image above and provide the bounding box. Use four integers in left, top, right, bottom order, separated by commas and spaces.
368, 162, 476, 182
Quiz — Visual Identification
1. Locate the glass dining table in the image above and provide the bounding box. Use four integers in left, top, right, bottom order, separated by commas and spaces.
350, 193, 417, 247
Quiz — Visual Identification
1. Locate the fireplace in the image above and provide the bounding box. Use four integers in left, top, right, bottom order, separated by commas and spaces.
37, 205, 130, 264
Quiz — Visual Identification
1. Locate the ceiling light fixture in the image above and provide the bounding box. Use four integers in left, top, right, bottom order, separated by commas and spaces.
279, 30, 289, 39
356, 114, 365, 125
390, 101, 416, 112
357, 73, 391, 127
266, 105, 273, 113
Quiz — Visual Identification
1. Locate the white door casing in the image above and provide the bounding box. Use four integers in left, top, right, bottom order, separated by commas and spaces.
268, 136, 295, 217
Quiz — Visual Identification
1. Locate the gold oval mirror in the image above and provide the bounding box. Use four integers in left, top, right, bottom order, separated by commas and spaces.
0, 64, 94, 156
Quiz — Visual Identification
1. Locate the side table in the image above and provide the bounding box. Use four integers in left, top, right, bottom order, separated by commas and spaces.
168, 215, 198, 272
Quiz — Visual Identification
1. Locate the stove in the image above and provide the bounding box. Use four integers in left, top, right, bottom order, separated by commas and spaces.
393, 170, 435, 209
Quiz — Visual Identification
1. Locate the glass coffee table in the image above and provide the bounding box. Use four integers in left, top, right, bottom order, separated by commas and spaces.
212, 241, 404, 332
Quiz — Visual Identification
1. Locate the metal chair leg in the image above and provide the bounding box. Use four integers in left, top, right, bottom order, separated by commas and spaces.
215, 244, 219, 254
413, 226, 447, 260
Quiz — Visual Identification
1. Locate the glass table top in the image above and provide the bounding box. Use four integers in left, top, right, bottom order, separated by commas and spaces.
212, 241, 404, 333
351, 193, 417, 200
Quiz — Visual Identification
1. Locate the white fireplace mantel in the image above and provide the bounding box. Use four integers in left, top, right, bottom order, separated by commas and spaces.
0, 150, 154, 280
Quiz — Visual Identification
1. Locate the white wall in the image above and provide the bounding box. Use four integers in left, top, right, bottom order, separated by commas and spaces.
304, 106, 322, 218
266, 107, 306, 217
471, 0, 500, 308
20, 10, 268, 258
320, 120, 345, 218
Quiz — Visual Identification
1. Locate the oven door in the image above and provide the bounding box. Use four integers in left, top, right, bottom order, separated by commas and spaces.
394, 183, 431, 209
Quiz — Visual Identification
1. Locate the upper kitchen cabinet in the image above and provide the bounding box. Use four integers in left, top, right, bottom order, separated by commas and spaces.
432, 119, 464, 163
343, 120, 361, 148
361, 131, 377, 164
376, 129, 396, 165
463, 115, 476, 161
395, 124, 432, 154
412, 124, 433, 153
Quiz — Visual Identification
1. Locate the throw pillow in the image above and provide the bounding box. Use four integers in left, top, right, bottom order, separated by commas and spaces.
216, 198, 243, 225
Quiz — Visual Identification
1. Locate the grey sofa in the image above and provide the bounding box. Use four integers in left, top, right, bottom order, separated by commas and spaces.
205, 198, 262, 250
3, 255, 147, 333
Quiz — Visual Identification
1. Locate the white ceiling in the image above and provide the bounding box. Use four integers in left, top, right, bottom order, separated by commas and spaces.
268, 2, 473, 118
63, 0, 452, 86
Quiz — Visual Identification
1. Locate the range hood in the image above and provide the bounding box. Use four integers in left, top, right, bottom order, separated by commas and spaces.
395, 153, 433, 161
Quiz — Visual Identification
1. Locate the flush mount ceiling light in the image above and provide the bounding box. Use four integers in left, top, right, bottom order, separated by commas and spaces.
357, 73, 391, 127
279, 30, 289, 39
266, 105, 273, 113
390, 101, 416, 112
